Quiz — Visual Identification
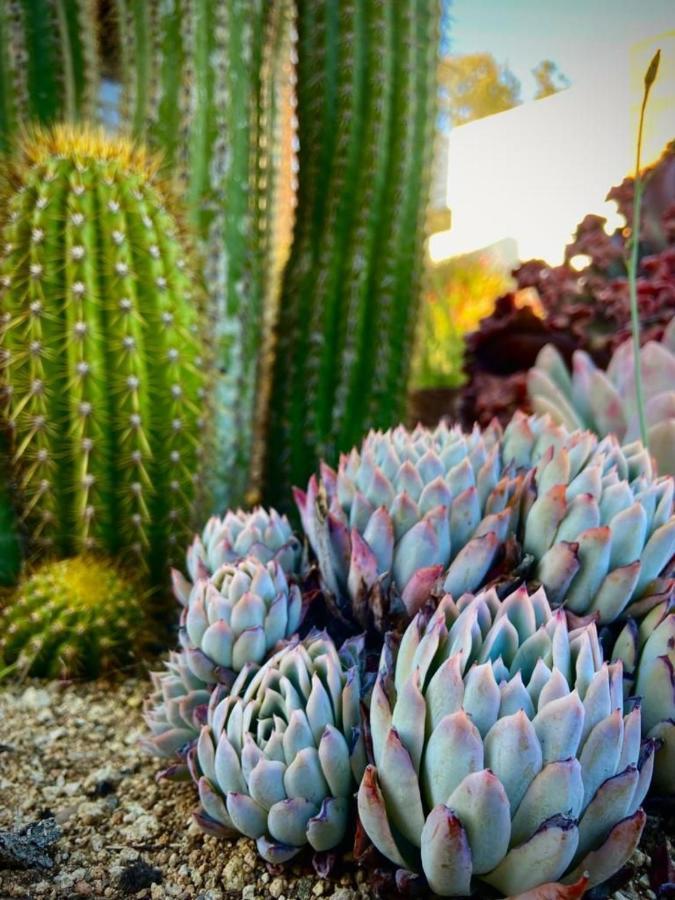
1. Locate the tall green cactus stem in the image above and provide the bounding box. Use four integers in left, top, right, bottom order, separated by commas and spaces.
0, 1, 100, 153
0, 127, 212, 586
115, 0, 294, 508
263, 1, 438, 508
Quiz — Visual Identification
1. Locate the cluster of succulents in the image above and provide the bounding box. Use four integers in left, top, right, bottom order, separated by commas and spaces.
140, 406, 673, 895
529, 318, 675, 476
0, 556, 144, 678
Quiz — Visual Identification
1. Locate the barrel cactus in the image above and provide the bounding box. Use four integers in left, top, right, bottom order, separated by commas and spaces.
0, 556, 144, 678
358, 586, 654, 896
0, 1, 100, 152
610, 599, 675, 794
178, 557, 305, 685
189, 631, 367, 861
173, 507, 303, 602
521, 434, 675, 623
0, 126, 212, 585
529, 318, 675, 476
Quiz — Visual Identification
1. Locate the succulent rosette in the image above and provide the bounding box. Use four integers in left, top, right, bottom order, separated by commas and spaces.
529, 318, 675, 476
179, 557, 304, 685
358, 586, 655, 896
142, 650, 230, 761
189, 632, 367, 862
610, 598, 675, 793
172, 507, 303, 603
520, 431, 675, 623
294, 417, 572, 630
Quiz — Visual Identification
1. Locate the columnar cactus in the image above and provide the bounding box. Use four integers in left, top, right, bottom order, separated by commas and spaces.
0, 1, 100, 152
263, 0, 439, 508
610, 599, 675, 793
190, 632, 366, 862
0, 126, 212, 584
358, 587, 654, 895
115, 0, 294, 508
529, 318, 675, 476
0, 556, 144, 678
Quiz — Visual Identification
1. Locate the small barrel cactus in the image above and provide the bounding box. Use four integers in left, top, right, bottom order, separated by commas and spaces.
529, 318, 675, 476
358, 586, 654, 896
610, 599, 675, 794
522, 435, 675, 623
175, 507, 302, 597
179, 557, 305, 685
0, 126, 212, 585
0, 556, 144, 678
189, 632, 366, 862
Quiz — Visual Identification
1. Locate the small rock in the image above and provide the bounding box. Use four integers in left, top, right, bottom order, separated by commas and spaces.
269, 877, 286, 898
0, 818, 60, 870
242, 887, 257, 900
73, 880, 93, 895
21, 686, 51, 709
78, 800, 108, 825
122, 813, 160, 842
118, 859, 163, 895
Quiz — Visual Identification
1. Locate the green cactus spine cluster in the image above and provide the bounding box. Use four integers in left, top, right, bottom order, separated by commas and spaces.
0, 126, 212, 585
263, 0, 438, 507
115, 0, 294, 508
0, 556, 144, 678
0, 0, 100, 152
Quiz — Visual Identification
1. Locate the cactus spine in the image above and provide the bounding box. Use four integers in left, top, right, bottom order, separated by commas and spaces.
0, 1, 100, 152
263, 1, 438, 507
115, 0, 294, 508
0, 126, 212, 585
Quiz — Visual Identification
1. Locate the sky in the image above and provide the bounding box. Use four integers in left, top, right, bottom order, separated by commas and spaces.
448, 0, 675, 100
431, 3, 675, 264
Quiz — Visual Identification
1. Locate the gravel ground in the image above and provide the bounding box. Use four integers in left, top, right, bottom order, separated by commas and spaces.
0, 674, 670, 900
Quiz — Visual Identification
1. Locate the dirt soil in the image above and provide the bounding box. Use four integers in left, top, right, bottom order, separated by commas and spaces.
0, 674, 671, 900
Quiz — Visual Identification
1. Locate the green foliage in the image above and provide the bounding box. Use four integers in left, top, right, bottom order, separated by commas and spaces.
0, 126, 212, 586
532, 59, 570, 99
115, 0, 294, 508
0, 556, 144, 678
411, 254, 511, 390
0, 0, 100, 152
438, 52, 521, 127
264, 0, 439, 508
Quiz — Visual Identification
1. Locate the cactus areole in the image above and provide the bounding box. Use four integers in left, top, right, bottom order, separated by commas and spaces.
0, 127, 211, 583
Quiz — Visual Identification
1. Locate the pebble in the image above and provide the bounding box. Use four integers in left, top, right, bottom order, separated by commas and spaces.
21, 686, 51, 709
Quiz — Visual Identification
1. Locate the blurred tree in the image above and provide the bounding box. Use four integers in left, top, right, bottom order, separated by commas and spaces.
532, 59, 570, 99
438, 52, 521, 127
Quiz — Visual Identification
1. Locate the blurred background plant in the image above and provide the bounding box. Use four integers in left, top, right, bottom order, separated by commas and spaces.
410, 252, 511, 393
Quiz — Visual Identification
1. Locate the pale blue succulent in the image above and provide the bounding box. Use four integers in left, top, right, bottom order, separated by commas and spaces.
611, 598, 675, 794
190, 632, 367, 862
171, 507, 302, 604
358, 586, 655, 896
179, 557, 304, 685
